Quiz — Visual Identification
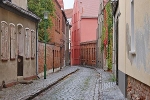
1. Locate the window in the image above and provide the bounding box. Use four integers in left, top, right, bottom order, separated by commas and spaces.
31, 30, 35, 58
130, 0, 135, 54
1, 21, 9, 60
25, 28, 31, 58
10, 23, 16, 59
8, 0, 11, 2
74, 30, 76, 42
59, 20, 60, 33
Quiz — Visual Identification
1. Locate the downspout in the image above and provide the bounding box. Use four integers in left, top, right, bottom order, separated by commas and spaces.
36, 22, 40, 79
112, 16, 115, 74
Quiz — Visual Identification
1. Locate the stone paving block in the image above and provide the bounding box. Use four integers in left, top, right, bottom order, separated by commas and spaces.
0, 66, 79, 100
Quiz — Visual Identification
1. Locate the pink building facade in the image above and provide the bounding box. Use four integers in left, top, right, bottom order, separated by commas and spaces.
71, 0, 99, 65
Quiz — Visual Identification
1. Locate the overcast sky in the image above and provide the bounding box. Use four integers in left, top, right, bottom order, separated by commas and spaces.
63, 0, 74, 9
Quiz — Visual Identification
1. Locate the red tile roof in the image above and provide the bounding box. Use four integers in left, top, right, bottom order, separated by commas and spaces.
64, 9, 73, 18
79, 0, 100, 18
57, 0, 64, 9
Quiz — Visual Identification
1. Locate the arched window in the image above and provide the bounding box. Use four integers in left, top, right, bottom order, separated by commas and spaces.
9, 23, 16, 59
1, 21, 9, 60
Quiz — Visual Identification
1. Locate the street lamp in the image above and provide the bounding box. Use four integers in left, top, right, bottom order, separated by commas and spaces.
44, 11, 49, 79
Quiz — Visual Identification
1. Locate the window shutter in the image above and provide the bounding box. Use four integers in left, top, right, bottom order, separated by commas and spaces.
25, 29, 29, 58
25, 29, 31, 59
10, 24, 16, 59
28, 30, 31, 58
1, 22, 9, 60
31, 31, 35, 58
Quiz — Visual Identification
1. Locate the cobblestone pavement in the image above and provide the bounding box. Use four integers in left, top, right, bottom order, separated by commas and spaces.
33, 66, 126, 100
95, 68, 126, 100
0, 66, 126, 100
33, 67, 99, 100
0, 66, 79, 100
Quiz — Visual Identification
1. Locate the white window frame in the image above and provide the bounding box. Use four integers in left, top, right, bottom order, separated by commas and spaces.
129, 0, 136, 55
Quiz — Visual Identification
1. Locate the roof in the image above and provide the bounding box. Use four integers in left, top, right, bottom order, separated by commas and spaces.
62, 10, 67, 21
80, 40, 96, 45
79, 0, 100, 18
57, 0, 64, 9
0, 0, 40, 22
64, 9, 73, 18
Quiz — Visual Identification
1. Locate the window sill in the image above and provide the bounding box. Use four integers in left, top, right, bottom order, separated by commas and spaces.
129, 50, 136, 55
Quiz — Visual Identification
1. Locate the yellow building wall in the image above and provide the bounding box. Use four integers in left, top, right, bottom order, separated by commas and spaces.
124, 0, 150, 86
0, 8, 36, 84
118, 0, 126, 73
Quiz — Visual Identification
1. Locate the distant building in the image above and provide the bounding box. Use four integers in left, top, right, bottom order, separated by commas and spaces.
65, 9, 73, 65
0, 0, 40, 87
112, 0, 150, 99
71, 0, 99, 66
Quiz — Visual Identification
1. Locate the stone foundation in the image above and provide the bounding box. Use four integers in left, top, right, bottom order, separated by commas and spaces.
127, 76, 150, 100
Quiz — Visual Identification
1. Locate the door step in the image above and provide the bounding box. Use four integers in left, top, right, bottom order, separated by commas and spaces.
19, 80, 33, 84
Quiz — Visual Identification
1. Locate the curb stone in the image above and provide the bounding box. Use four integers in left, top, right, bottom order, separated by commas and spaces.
21, 69, 79, 100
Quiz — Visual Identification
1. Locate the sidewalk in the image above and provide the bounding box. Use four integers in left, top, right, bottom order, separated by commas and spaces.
0, 66, 79, 100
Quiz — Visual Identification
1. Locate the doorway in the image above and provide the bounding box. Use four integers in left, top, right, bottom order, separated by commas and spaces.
17, 55, 23, 76
17, 24, 24, 76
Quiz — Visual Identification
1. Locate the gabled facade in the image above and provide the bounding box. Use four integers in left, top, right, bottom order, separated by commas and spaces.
112, 0, 150, 99
0, 0, 40, 87
71, 0, 99, 66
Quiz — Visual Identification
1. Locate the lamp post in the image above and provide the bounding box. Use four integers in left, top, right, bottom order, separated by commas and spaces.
44, 11, 48, 79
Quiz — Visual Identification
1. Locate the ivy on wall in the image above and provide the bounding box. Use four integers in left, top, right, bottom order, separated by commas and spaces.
28, 0, 55, 42
100, 1, 113, 70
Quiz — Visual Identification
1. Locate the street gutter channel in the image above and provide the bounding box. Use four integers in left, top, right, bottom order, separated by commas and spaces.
25, 69, 79, 100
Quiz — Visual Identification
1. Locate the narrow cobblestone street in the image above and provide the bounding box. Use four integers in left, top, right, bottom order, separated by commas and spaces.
33, 66, 125, 100
0, 66, 125, 100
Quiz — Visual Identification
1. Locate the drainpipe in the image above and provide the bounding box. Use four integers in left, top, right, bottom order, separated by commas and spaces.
36, 22, 40, 79
112, 16, 115, 75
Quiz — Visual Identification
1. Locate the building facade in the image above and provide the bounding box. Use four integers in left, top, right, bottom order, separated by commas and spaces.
65, 8, 73, 66
71, 0, 99, 66
0, 0, 40, 87
38, 0, 68, 75
97, 0, 104, 68
112, 0, 150, 99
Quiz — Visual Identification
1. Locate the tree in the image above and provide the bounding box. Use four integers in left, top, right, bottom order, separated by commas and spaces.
28, 0, 55, 42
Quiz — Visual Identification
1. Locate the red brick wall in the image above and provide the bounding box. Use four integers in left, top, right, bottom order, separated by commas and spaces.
48, 0, 63, 46
38, 42, 60, 73
127, 76, 150, 100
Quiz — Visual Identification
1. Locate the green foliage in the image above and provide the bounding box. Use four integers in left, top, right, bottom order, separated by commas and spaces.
101, 27, 105, 51
100, 1, 113, 70
109, 74, 116, 82
106, 2, 113, 70
28, 0, 55, 42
